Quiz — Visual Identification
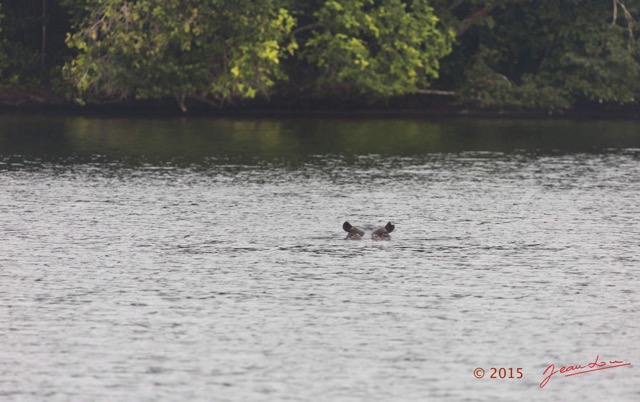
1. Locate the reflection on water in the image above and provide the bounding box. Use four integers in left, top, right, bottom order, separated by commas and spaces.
2, 116, 640, 163
1, 117, 639, 401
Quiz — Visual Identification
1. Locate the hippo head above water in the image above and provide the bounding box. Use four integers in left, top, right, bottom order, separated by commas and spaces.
343, 221, 395, 241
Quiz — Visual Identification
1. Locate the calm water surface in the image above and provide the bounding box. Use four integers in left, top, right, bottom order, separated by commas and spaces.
1, 116, 639, 401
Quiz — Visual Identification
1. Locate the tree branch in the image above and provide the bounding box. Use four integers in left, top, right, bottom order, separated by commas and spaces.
614, 0, 635, 51
416, 89, 456, 96
292, 22, 323, 36
175, 94, 187, 112
191, 95, 221, 109
456, 4, 496, 37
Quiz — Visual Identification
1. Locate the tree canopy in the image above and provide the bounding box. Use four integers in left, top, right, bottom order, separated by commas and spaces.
299, 0, 453, 97
63, 0, 297, 111
0, 0, 639, 112
433, 0, 640, 109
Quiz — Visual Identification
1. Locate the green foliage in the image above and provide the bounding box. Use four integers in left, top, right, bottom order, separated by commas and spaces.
0, 40, 43, 88
438, 0, 640, 110
0, 5, 7, 78
64, 0, 296, 109
544, 22, 640, 104
0, 2, 44, 88
1, 0, 639, 111
457, 46, 571, 109
302, 0, 454, 97
62, 0, 455, 107
0, 0, 75, 90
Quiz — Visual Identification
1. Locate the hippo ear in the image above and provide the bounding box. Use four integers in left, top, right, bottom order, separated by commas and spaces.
343, 221, 353, 232
385, 222, 395, 233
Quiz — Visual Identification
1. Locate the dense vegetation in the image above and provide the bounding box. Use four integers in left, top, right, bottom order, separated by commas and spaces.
0, 0, 638, 113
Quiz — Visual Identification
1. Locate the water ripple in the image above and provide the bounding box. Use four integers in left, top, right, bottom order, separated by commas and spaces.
1, 146, 639, 401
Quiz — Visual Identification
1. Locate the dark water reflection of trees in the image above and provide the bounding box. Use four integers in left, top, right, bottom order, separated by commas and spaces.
1, 117, 640, 167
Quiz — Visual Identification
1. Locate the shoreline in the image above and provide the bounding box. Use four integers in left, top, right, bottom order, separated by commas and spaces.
1, 90, 639, 120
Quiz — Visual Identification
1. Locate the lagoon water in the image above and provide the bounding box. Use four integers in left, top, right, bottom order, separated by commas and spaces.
1, 116, 639, 401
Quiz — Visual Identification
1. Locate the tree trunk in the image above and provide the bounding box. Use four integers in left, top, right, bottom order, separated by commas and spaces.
41, 0, 47, 68
175, 95, 188, 112
456, 4, 496, 37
